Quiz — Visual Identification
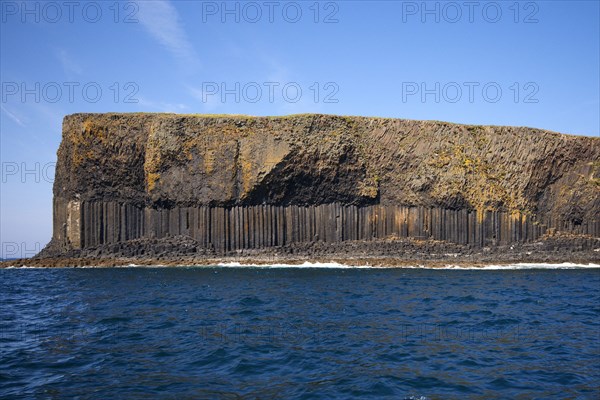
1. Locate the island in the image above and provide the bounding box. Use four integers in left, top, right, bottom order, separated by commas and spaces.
5, 113, 600, 267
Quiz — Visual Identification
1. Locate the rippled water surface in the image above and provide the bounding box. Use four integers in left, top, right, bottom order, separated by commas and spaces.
1, 267, 599, 399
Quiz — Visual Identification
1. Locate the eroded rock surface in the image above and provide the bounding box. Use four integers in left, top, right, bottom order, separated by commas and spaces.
41, 113, 599, 258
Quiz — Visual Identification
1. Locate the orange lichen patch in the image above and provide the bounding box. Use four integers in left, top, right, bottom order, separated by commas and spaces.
68, 119, 111, 168
143, 125, 165, 192
428, 150, 452, 168
240, 157, 255, 195
146, 172, 160, 192
590, 161, 600, 187
203, 150, 216, 174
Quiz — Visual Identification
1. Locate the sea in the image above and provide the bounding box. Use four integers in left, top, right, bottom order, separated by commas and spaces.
1, 263, 599, 399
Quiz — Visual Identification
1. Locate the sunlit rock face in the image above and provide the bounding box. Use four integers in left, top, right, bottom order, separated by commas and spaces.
47, 113, 599, 252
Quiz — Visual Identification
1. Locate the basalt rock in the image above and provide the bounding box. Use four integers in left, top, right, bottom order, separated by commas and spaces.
41, 113, 599, 257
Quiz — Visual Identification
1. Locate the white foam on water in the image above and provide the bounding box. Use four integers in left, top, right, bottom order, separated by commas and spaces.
217, 261, 600, 270
3, 262, 599, 270
217, 261, 600, 269
216, 261, 389, 269
512, 262, 600, 269
440, 262, 600, 270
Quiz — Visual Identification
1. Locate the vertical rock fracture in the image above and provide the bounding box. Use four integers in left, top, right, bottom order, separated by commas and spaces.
47, 113, 600, 255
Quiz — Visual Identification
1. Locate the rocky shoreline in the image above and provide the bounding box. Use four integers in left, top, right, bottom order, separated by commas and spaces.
4, 233, 598, 268
19, 113, 598, 265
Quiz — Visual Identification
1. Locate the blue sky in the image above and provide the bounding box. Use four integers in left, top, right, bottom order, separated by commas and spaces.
1, 0, 599, 257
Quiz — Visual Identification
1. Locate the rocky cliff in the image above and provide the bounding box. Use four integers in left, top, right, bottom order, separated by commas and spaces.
43, 113, 599, 257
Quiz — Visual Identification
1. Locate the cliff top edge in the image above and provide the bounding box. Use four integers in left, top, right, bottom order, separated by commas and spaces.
62, 113, 599, 139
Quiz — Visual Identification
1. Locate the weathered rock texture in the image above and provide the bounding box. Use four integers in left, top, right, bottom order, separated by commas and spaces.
44, 113, 599, 256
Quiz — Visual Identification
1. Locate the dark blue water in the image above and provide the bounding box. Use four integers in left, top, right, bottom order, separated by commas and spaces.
1, 267, 599, 399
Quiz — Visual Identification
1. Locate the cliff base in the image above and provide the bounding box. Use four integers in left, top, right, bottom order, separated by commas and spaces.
5, 233, 599, 268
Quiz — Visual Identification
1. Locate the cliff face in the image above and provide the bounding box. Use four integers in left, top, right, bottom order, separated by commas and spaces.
48, 113, 599, 254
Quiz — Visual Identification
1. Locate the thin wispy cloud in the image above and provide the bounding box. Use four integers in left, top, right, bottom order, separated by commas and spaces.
136, 0, 200, 70
1, 105, 26, 127
56, 49, 83, 76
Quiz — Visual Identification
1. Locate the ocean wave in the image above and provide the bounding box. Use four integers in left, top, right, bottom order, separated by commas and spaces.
391, 262, 600, 270
216, 261, 600, 270
3, 262, 599, 270
445, 262, 600, 270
